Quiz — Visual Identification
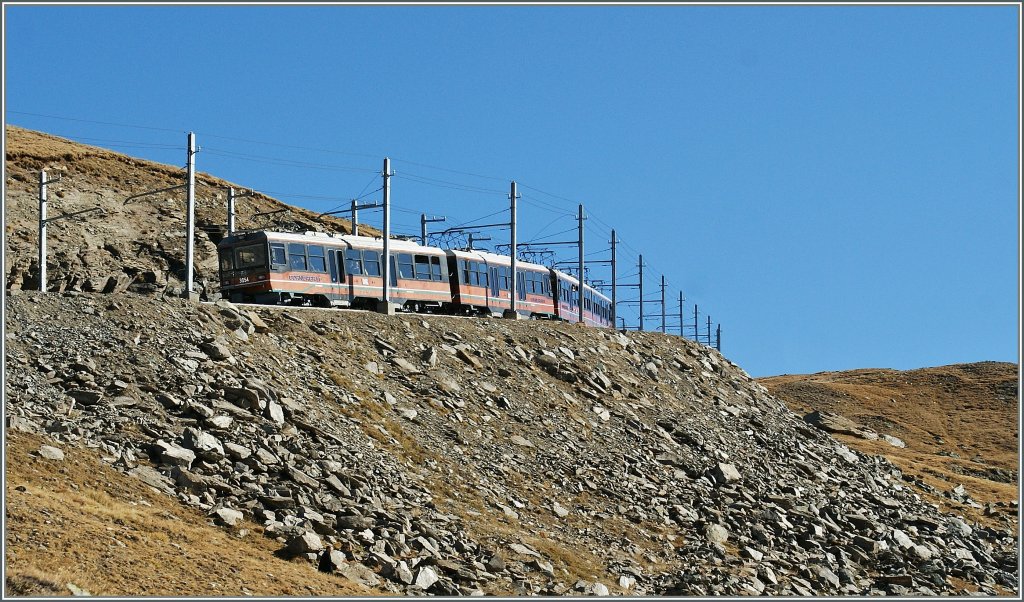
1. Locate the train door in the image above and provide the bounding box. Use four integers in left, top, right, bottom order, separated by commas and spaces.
517, 272, 527, 302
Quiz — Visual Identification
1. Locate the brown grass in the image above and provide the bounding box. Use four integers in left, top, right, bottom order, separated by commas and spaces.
760, 362, 1018, 533
4, 430, 383, 597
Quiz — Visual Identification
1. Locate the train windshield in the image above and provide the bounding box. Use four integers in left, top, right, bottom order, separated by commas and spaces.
234, 244, 268, 270
219, 249, 233, 272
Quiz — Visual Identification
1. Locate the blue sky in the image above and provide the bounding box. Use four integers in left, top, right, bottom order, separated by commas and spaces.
3, 4, 1019, 377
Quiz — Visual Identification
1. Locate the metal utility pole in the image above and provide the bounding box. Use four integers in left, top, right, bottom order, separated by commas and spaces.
184, 132, 197, 299
227, 187, 255, 235
660, 275, 666, 333
37, 171, 60, 292
38, 171, 105, 293
707, 315, 712, 346
638, 254, 645, 332
352, 199, 360, 235
678, 291, 685, 337
716, 324, 722, 351
508, 181, 520, 318
420, 214, 446, 246
381, 157, 392, 304
694, 303, 699, 342
577, 203, 585, 324
610, 229, 617, 327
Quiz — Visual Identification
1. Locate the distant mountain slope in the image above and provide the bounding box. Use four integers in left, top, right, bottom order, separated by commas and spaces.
760, 362, 1018, 530
4, 126, 375, 294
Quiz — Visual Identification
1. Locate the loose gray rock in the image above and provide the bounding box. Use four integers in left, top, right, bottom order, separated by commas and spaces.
38, 445, 65, 461
705, 523, 729, 544
66, 389, 102, 405
414, 566, 440, 590
712, 462, 741, 483
285, 531, 322, 556
200, 340, 232, 361
214, 507, 244, 527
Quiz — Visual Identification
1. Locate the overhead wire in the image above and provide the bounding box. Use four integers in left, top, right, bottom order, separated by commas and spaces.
394, 172, 507, 196
389, 157, 509, 184
31, 133, 181, 150
202, 147, 377, 173
522, 227, 576, 245
7, 110, 184, 133
522, 213, 569, 243
197, 132, 380, 160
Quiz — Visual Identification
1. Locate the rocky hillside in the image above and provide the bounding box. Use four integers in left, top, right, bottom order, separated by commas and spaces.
4, 128, 1019, 596
4, 290, 1018, 596
760, 364, 1019, 533
4, 126, 376, 295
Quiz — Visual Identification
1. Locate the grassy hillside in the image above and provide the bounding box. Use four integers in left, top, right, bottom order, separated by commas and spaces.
761, 362, 1018, 531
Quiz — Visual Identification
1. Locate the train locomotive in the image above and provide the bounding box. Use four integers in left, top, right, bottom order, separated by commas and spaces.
217, 230, 613, 327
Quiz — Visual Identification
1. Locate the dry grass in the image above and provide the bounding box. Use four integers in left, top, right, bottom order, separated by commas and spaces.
4, 430, 383, 597
760, 362, 1018, 533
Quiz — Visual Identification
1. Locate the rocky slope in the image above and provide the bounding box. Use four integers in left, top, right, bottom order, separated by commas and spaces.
4, 289, 1018, 596
4, 128, 1019, 596
4, 126, 375, 295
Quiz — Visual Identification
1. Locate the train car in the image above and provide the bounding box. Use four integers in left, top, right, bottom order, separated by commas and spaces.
446, 249, 557, 318
217, 230, 453, 311
550, 269, 613, 328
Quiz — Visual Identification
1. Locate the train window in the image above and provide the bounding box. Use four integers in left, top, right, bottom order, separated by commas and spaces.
287, 243, 307, 271
307, 245, 326, 273
363, 250, 381, 276
219, 249, 233, 272
430, 256, 443, 281
270, 243, 286, 267
236, 244, 268, 270
398, 253, 415, 279
414, 255, 431, 280
466, 261, 482, 286
345, 249, 363, 275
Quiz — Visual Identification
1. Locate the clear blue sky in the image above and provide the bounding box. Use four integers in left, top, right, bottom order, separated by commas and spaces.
3, 4, 1019, 377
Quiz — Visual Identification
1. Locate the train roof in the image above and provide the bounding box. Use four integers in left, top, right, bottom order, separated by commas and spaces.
226, 230, 443, 254
551, 268, 612, 303
447, 248, 548, 272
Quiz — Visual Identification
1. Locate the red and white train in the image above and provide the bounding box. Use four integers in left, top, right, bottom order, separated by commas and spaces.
217, 230, 613, 327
